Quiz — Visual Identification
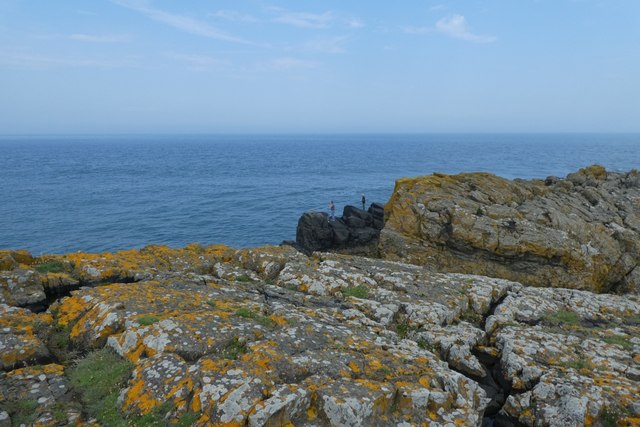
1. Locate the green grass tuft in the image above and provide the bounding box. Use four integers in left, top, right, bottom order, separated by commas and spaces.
235, 308, 275, 328
235, 274, 252, 283
138, 315, 160, 326
176, 411, 201, 427
35, 260, 65, 273
131, 401, 173, 427
542, 309, 580, 326
396, 322, 417, 339
602, 334, 633, 350
4, 399, 38, 426
342, 285, 369, 299
68, 347, 133, 425
222, 336, 248, 360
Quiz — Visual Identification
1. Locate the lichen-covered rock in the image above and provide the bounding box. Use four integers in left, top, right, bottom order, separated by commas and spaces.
0, 250, 34, 271
381, 166, 640, 293
0, 269, 47, 309
51, 252, 495, 425
487, 287, 640, 425
0, 364, 80, 426
2, 243, 639, 426
0, 304, 51, 370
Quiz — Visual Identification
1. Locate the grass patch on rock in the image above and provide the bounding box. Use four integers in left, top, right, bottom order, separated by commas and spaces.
342, 285, 369, 299
68, 347, 133, 426
35, 260, 65, 274
396, 321, 418, 339
235, 308, 275, 328
602, 334, 633, 350
138, 315, 160, 326
47, 323, 77, 364
3, 399, 38, 426
222, 336, 248, 360
542, 309, 580, 326
235, 274, 252, 283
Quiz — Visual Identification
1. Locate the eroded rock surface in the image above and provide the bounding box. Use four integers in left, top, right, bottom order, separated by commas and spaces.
381, 165, 640, 294
0, 244, 638, 426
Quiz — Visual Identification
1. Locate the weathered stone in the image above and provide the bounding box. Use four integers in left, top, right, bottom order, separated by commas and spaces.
1, 240, 638, 426
486, 286, 640, 425
0, 304, 51, 370
0, 269, 46, 309
0, 364, 80, 426
381, 166, 640, 293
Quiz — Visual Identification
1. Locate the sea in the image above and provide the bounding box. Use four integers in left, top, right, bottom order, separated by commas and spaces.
1, 134, 639, 255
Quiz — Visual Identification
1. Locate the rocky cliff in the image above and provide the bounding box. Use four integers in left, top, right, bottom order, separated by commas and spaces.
380, 165, 640, 294
1, 244, 639, 426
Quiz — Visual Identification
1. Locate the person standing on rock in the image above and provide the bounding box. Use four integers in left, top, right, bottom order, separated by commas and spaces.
361, 193, 366, 210
329, 201, 336, 221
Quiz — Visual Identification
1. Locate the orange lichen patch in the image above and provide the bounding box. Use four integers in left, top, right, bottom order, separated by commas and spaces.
366, 357, 383, 371
307, 406, 318, 421
0, 305, 51, 333
269, 315, 288, 326
198, 358, 231, 375
6, 363, 65, 379
348, 360, 361, 375
123, 378, 159, 414
168, 376, 194, 411
242, 341, 285, 372
203, 244, 236, 262
0, 335, 43, 367
418, 376, 431, 388
56, 294, 93, 327
355, 379, 383, 391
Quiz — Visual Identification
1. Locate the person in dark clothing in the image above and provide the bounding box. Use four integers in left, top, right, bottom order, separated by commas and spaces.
329, 200, 336, 220
361, 193, 366, 210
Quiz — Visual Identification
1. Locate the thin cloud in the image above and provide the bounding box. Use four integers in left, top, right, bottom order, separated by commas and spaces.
111, 0, 253, 44
209, 10, 258, 23
164, 52, 228, 69
0, 50, 136, 68
270, 57, 317, 71
435, 15, 496, 43
69, 33, 131, 43
347, 19, 365, 29
272, 9, 334, 29
404, 14, 496, 43
303, 36, 348, 54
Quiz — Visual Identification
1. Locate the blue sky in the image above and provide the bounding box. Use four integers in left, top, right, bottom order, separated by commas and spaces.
1, 0, 639, 133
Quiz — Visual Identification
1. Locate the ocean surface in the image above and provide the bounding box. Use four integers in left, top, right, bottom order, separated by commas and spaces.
1, 134, 639, 255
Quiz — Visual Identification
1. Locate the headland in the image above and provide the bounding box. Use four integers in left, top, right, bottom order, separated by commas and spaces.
1, 166, 639, 426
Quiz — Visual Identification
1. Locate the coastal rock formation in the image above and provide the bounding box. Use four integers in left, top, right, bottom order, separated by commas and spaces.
1, 244, 638, 426
296, 203, 384, 252
381, 165, 640, 293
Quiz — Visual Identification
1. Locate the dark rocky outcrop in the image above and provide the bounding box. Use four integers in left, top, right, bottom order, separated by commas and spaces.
295, 203, 384, 253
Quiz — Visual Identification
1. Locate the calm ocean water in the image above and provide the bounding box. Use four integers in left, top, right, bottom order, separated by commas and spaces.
1, 134, 639, 255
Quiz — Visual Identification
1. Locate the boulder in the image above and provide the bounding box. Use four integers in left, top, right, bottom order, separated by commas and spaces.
295, 204, 383, 252
380, 166, 640, 293
295, 212, 333, 252
369, 202, 385, 229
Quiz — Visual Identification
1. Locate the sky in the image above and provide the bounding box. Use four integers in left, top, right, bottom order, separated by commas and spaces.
0, 0, 639, 134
